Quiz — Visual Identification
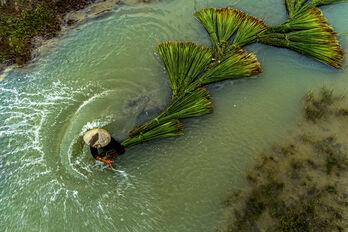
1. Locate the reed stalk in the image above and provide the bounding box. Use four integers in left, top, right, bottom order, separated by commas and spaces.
122, 120, 184, 148
261, 2, 344, 69
157, 42, 213, 98
122, 1, 347, 149
216, 8, 247, 51
258, 35, 343, 68
232, 15, 268, 47
195, 8, 268, 56
194, 8, 221, 56
199, 47, 262, 85
270, 7, 328, 33
128, 88, 213, 137
286, 0, 296, 18
298, 0, 348, 14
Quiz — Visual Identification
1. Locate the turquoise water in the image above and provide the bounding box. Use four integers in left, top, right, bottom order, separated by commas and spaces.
0, 0, 347, 231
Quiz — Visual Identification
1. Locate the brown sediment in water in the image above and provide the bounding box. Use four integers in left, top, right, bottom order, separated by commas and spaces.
218, 87, 348, 232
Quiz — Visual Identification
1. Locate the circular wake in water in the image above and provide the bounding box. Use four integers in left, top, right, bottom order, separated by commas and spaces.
0, 1, 226, 231
0, 66, 165, 230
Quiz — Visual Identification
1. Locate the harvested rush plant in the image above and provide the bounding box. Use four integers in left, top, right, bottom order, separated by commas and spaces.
120, 0, 347, 149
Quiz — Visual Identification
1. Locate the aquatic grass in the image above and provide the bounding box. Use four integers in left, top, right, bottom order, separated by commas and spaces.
198, 47, 262, 85
122, 120, 183, 148
303, 87, 343, 122
314, 135, 348, 174
226, 109, 348, 232
157, 42, 213, 98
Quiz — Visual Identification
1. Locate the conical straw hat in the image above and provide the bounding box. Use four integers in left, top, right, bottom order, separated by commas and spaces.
83, 128, 111, 148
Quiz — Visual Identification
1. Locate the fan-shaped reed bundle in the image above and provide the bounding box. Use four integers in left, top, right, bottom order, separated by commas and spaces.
157, 42, 213, 98
121, 1, 346, 149
195, 8, 268, 57
260, 1, 345, 68
126, 40, 261, 141
122, 120, 183, 148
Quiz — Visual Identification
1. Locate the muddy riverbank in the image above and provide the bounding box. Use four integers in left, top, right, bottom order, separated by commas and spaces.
0, 0, 156, 68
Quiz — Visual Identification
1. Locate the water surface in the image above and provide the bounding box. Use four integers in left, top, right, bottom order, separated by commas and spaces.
1, 0, 347, 231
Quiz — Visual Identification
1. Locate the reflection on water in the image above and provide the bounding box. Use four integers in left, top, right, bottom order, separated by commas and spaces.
0, 0, 347, 231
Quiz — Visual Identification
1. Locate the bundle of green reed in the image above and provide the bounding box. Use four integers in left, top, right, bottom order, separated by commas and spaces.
285, 0, 348, 18
286, 27, 338, 44
157, 42, 213, 99
286, 0, 296, 18
193, 8, 220, 55
163, 88, 213, 119
198, 47, 262, 85
270, 7, 328, 33
216, 8, 247, 51
122, 1, 347, 149
128, 88, 213, 137
232, 15, 268, 48
195, 8, 268, 57
126, 23, 262, 142
260, 1, 344, 68
297, 0, 348, 15
258, 34, 343, 68
121, 120, 184, 148
286, 0, 311, 17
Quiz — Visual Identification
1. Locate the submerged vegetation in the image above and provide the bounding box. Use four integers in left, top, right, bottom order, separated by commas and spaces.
121, 0, 347, 149
304, 87, 343, 122
219, 88, 348, 232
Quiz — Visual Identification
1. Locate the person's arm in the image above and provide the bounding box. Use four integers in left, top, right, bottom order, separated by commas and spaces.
90, 147, 113, 168
109, 138, 126, 155
96, 156, 113, 168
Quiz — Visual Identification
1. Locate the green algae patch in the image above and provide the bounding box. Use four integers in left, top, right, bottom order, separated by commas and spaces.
219, 88, 348, 232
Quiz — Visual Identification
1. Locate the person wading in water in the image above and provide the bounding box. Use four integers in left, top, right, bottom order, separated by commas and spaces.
83, 128, 125, 168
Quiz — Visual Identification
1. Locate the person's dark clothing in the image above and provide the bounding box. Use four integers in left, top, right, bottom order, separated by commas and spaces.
90, 137, 125, 159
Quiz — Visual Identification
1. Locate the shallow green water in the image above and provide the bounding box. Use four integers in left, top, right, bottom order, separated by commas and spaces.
1, 0, 348, 231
